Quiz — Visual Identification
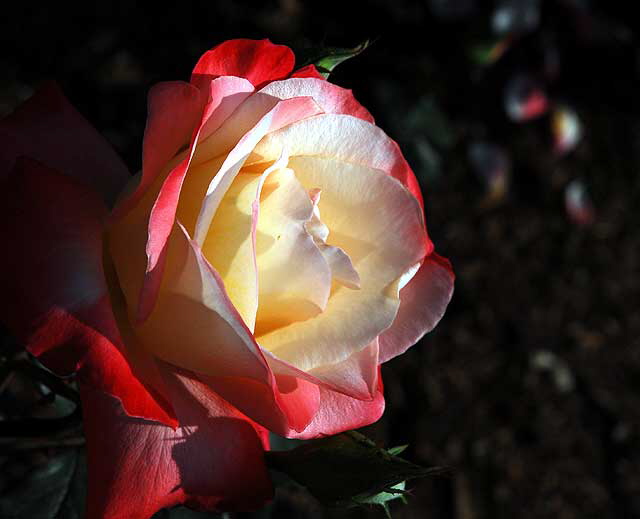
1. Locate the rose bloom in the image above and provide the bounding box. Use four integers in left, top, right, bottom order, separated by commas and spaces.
0, 40, 453, 518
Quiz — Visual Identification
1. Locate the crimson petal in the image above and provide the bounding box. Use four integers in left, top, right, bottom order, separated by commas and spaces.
0, 158, 175, 426
0, 82, 129, 206
81, 376, 272, 519
192, 39, 295, 91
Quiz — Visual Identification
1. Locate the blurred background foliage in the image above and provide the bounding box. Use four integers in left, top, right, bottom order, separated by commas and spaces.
1, 1, 639, 518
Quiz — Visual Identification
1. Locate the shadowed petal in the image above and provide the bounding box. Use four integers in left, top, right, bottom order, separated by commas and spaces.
81, 375, 272, 519
0, 82, 129, 206
379, 253, 454, 363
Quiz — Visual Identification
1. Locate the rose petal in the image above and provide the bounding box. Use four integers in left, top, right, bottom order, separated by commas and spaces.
0, 82, 129, 205
252, 167, 332, 336
307, 339, 379, 400
138, 223, 320, 436
109, 77, 257, 323
191, 39, 295, 90
192, 78, 373, 166
0, 158, 175, 425
81, 378, 272, 519
289, 64, 325, 80
193, 96, 323, 245
378, 253, 455, 363
288, 372, 386, 440
196, 371, 320, 436
111, 81, 203, 219
257, 157, 427, 372
247, 113, 424, 208
259, 78, 374, 123
137, 223, 269, 381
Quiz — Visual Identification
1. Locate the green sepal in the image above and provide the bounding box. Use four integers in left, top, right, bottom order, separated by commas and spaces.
386, 444, 409, 456
307, 41, 371, 79
265, 431, 446, 510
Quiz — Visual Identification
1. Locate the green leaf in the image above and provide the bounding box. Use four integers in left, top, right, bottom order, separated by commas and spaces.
386, 445, 409, 456
309, 41, 371, 79
357, 481, 407, 518
265, 431, 447, 509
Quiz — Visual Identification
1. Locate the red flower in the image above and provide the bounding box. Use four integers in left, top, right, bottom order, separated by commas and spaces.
0, 39, 453, 518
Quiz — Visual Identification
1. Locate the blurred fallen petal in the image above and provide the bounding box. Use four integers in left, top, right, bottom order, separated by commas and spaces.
565, 179, 595, 226
492, 0, 541, 35
470, 36, 513, 66
552, 105, 583, 155
530, 350, 575, 393
505, 75, 549, 122
468, 141, 510, 206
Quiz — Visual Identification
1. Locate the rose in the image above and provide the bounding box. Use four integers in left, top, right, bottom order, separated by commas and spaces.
0, 39, 453, 518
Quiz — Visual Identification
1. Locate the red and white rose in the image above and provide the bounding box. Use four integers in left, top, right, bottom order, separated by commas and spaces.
0, 39, 453, 518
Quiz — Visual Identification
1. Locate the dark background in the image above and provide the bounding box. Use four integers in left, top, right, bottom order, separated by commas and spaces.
1, 1, 639, 518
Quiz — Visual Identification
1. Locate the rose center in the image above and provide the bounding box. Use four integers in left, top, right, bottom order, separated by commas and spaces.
200, 160, 360, 338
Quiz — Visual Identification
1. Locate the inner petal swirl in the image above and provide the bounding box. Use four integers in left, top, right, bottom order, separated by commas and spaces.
200, 156, 361, 338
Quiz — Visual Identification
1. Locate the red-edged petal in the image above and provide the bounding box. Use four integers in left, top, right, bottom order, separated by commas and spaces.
248, 113, 425, 209
0, 82, 129, 206
287, 372, 386, 440
307, 340, 379, 400
112, 81, 203, 219
108, 77, 257, 324
261, 339, 379, 402
192, 39, 295, 91
0, 158, 175, 426
258, 78, 374, 123
136, 96, 322, 323
139, 223, 319, 436
378, 253, 455, 364
81, 376, 272, 519
290, 64, 325, 80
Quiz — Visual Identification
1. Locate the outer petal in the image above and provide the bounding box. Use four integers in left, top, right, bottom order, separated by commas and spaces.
0, 158, 174, 426
290, 64, 325, 80
259, 78, 374, 123
138, 224, 321, 437
288, 373, 386, 440
379, 253, 455, 364
261, 340, 382, 403
0, 82, 129, 206
258, 157, 427, 371
137, 224, 269, 381
109, 77, 257, 323
307, 339, 379, 401
81, 377, 272, 519
192, 39, 295, 90
112, 81, 204, 219
193, 96, 323, 245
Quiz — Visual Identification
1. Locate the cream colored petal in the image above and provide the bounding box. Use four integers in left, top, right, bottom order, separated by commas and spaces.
260, 339, 379, 401
198, 149, 290, 331
257, 78, 374, 123
305, 189, 360, 289
253, 168, 332, 336
136, 223, 269, 381
307, 339, 379, 400
200, 171, 261, 330
193, 97, 322, 246
315, 242, 360, 289
290, 156, 427, 293
257, 157, 427, 371
247, 114, 406, 178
